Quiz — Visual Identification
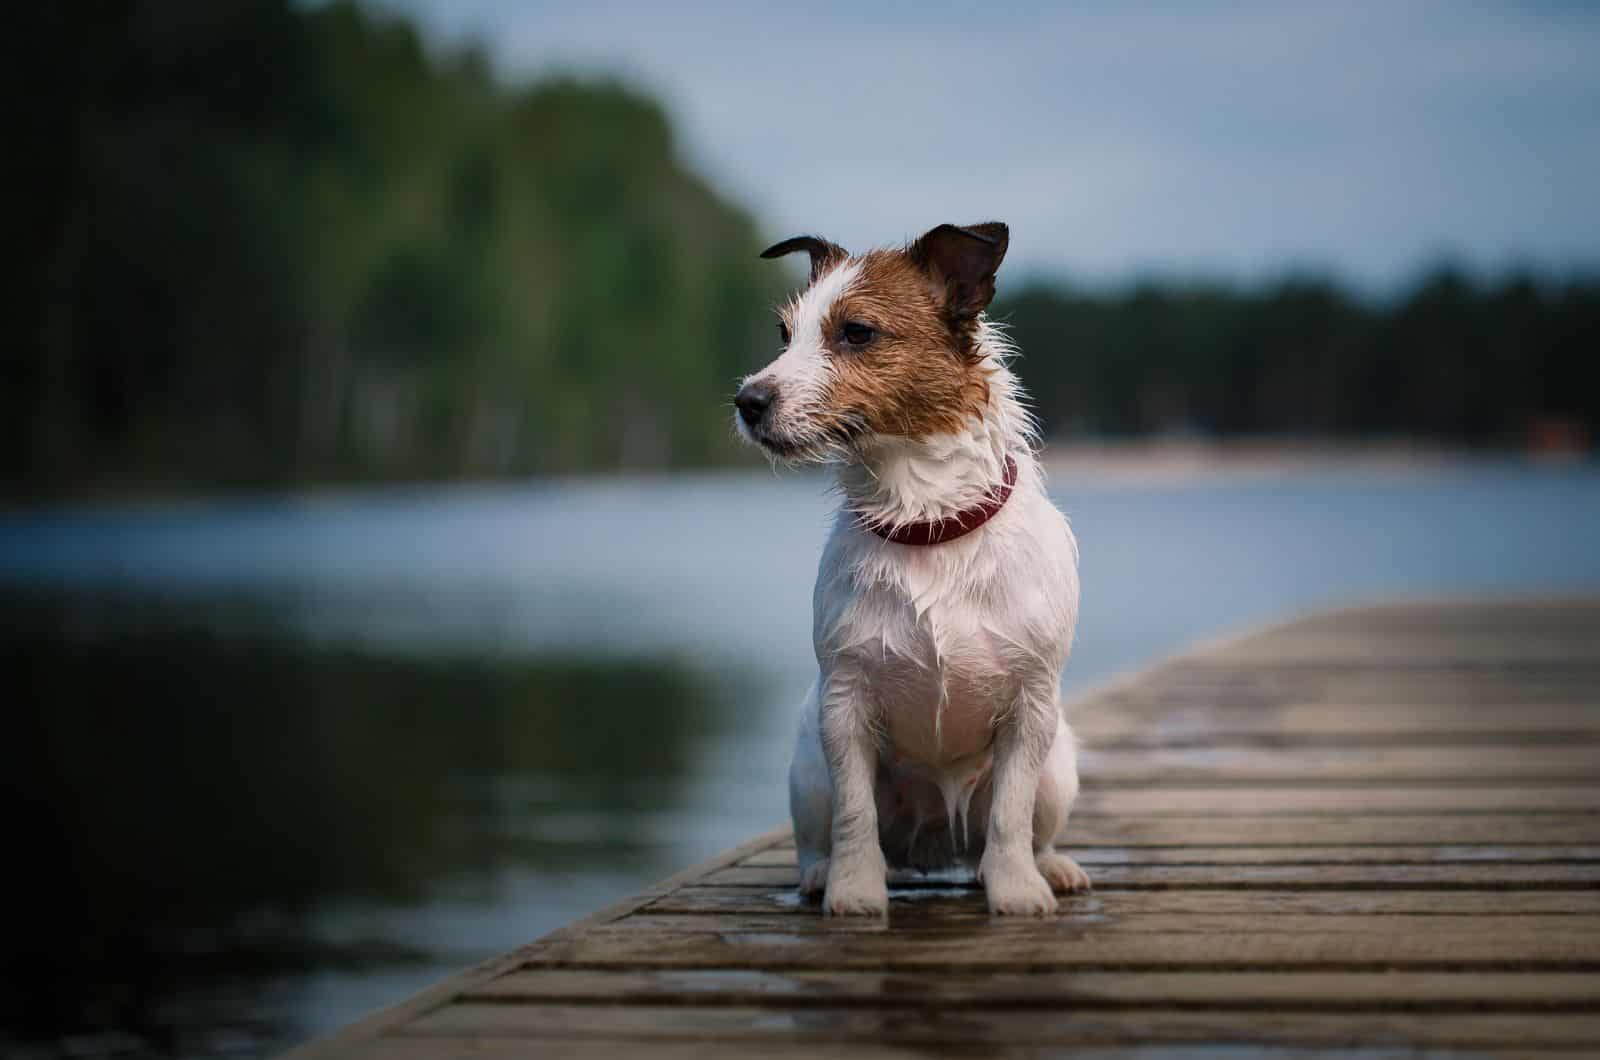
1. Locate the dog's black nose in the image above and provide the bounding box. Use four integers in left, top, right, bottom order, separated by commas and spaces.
736, 381, 775, 426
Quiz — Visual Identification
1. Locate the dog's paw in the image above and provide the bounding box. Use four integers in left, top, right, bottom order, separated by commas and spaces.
1037, 850, 1092, 894
823, 851, 888, 916
798, 857, 829, 898
979, 849, 1058, 916
824, 881, 888, 917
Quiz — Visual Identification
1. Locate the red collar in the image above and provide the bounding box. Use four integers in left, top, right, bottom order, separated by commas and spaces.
862, 456, 1019, 546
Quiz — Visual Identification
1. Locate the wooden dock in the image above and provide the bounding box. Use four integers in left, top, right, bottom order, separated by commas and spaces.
287, 597, 1600, 1058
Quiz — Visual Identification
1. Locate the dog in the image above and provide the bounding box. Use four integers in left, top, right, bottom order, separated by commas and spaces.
734, 222, 1086, 916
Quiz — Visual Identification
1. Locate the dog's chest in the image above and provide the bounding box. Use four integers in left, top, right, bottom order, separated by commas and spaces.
851, 581, 1025, 768
817, 490, 1078, 770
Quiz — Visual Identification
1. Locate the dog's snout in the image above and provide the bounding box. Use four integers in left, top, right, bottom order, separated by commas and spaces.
736, 381, 776, 426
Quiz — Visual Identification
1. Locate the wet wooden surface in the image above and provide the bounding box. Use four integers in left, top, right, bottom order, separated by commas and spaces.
285, 597, 1600, 1058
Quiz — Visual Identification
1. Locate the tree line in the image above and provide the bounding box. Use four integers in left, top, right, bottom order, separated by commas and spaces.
1001, 270, 1598, 444
3, 1, 1594, 500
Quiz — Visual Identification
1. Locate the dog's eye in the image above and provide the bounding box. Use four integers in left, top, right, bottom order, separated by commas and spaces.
777, 320, 791, 345
841, 322, 876, 347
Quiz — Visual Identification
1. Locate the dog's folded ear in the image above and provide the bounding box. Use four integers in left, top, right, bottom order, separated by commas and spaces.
760, 235, 849, 283
912, 222, 1010, 320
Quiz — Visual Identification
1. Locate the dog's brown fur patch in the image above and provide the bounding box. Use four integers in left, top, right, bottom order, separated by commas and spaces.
812, 249, 994, 439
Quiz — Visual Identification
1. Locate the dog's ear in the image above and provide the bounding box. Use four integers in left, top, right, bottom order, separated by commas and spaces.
760, 235, 849, 283
911, 222, 1009, 319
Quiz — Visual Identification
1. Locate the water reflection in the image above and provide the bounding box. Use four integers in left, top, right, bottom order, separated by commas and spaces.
2, 589, 749, 1057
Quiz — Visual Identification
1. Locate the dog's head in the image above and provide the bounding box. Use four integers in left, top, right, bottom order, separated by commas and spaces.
734, 222, 1009, 463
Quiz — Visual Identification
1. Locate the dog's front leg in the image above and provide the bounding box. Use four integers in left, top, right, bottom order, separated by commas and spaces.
978, 674, 1061, 915
819, 665, 888, 916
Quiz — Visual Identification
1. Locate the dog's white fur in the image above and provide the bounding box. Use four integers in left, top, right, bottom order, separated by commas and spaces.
738, 242, 1084, 916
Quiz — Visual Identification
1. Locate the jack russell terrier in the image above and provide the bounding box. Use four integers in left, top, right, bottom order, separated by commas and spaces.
735, 222, 1086, 916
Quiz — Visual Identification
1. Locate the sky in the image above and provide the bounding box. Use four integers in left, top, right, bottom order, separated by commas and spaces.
371, 0, 1600, 291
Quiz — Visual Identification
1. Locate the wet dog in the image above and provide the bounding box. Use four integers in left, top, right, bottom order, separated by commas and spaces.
734, 222, 1086, 915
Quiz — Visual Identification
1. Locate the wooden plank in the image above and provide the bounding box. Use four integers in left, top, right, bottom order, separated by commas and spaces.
403, 1003, 1600, 1048
647, 887, 1600, 917
1106, 668, 1600, 701
320, 1040, 1524, 1060
592, 911, 1600, 940
1114, 675, 1600, 703
1064, 815, 1597, 845
330, 1041, 931, 1060
704, 862, 1600, 889
1086, 699, 1600, 727
743, 844, 1600, 867
1078, 746, 1600, 784
525, 922, 1600, 968
1076, 702, 1600, 746
1071, 785, 1600, 816
467, 967, 1600, 1009
1081, 729, 1600, 750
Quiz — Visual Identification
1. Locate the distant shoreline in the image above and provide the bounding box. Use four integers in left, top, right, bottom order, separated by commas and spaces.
2, 440, 1592, 517
1039, 438, 1487, 484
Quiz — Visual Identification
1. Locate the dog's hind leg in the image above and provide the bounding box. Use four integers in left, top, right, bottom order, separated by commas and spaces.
1033, 710, 1091, 894
788, 681, 832, 897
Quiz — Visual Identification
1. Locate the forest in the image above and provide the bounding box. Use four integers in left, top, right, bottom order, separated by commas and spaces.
1006, 271, 1598, 442
4, 1, 1595, 500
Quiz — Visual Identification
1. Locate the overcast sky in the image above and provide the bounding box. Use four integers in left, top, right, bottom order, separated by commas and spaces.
372, 0, 1599, 290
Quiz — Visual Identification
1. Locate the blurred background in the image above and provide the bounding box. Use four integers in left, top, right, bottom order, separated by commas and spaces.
2, 2, 1598, 1056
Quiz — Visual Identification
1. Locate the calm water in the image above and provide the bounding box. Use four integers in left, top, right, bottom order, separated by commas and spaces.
3, 461, 1599, 1057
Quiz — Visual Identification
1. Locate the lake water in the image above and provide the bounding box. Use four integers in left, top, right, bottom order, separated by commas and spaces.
3, 461, 1599, 1057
